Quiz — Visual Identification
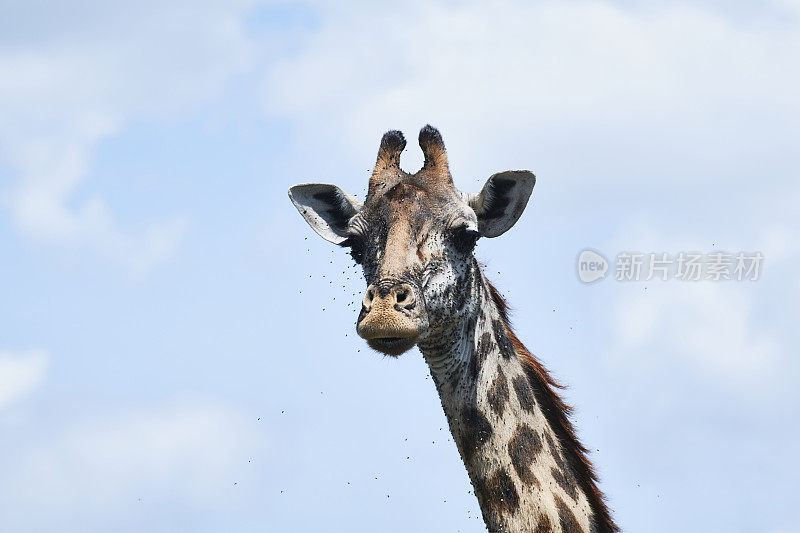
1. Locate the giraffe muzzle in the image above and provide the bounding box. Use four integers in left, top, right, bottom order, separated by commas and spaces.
357, 280, 428, 356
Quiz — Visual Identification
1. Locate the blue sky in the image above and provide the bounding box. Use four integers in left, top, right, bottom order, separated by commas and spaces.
1, 1, 799, 531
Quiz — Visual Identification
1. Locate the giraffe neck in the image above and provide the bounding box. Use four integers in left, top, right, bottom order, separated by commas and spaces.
418, 270, 598, 533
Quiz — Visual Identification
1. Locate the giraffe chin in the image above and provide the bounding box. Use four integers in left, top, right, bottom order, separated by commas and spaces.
366, 336, 419, 356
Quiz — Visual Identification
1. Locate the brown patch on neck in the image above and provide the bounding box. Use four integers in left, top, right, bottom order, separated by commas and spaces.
486, 280, 619, 533
475, 467, 520, 518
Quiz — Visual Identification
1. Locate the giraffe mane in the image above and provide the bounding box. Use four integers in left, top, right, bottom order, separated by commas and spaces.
486, 279, 620, 533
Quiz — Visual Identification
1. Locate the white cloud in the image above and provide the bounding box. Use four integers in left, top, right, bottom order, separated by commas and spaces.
600, 211, 800, 428
601, 216, 799, 396
0, 0, 258, 273
8, 399, 259, 509
612, 282, 781, 388
263, 0, 800, 178
0, 349, 48, 409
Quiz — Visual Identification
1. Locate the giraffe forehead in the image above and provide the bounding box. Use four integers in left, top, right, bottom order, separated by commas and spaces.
384, 182, 434, 220
363, 180, 468, 234
371, 182, 433, 214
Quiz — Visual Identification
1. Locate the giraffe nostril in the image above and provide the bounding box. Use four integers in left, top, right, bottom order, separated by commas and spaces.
362, 287, 376, 310
363, 282, 417, 312
394, 284, 416, 309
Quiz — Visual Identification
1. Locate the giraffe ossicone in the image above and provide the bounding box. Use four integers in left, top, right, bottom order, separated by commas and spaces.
289, 126, 617, 532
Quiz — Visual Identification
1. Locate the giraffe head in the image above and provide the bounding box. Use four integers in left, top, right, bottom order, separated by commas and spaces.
289, 126, 535, 356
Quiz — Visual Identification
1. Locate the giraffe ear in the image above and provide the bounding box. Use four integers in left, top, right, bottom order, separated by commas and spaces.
288, 183, 362, 244
467, 171, 536, 237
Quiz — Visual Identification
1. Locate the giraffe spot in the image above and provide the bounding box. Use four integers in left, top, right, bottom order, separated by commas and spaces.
472, 331, 495, 379
508, 424, 543, 488
447, 362, 464, 391
461, 406, 493, 463
442, 284, 455, 308
551, 466, 578, 500
534, 512, 553, 533
453, 270, 472, 310
554, 494, 584, 532
492, 319, 515, 359
466, 313, 478, 337
477, 468, 519, 516
487, 365, 510, 418
512, 374, 536, 413
544, 431, 568, 472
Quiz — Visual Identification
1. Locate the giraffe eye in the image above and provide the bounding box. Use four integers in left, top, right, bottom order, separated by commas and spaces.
451, 225, 480, 254
340, 235, 366, 264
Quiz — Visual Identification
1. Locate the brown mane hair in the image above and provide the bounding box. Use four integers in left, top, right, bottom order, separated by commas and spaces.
487, 280, 619, 533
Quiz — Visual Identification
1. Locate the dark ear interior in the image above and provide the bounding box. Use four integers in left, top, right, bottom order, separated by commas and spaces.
468, 171, 536, 237
288, 183, 361, 244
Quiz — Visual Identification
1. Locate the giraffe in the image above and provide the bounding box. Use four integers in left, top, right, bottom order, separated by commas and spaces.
289, 126, 617, 532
